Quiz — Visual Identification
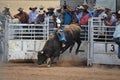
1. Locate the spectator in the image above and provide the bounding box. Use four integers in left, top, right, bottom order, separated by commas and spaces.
36, 11, 45, 23
104, 12, 117, 34
63, 6, 73, 25
113, 23, 120, 59
82, 3, 92, 17
97, 6, 107, 20
92, 5, 99, 17
72, 11, 78, 24
39, 5, 46, 16
80, 10, 89, 25
116, 10, 120, 21
104, 12, 117, 26
105, 7, 111, 14
29, 5, 39, 24
46, 7, 55, 16
14, 7, 29, 23
75, 6, 84, 24
39, 5, 44, 12
2, 6, 12, 19
53, 6, 63, 24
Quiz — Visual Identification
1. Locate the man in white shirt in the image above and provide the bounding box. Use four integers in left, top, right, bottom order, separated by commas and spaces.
97, 6, 107, 19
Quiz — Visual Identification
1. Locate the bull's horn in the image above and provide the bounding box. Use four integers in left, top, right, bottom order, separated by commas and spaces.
41, 51, 44, 54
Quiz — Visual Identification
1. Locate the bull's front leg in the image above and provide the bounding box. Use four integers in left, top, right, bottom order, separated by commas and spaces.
46, 57, 51, 67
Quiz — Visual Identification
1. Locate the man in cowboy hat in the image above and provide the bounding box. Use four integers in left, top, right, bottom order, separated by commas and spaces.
36, 10, 45, 23
46, 6, 55, 16
14, 7, 29, 23
39, 5, 46, 16
82, 3, 92, 17
97, 6, 107, 20
39, 5, 44, 12
2, 6, 12, 19
63, 6, 73, 25
75, 6, 84, 24
29, 5, 39, 23
54, 6, 63, 23
105, 6, 111, 14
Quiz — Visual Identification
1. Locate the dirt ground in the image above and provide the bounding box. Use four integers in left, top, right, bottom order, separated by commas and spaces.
0, 0, 120, 80
0, 62, 120, 80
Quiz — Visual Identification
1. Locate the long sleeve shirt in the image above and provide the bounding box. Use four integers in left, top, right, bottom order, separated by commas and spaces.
29, 10, 39, 23
14, 11, 29, 23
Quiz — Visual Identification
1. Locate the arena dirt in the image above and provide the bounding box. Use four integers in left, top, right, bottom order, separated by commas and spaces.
0, 62, 120, 80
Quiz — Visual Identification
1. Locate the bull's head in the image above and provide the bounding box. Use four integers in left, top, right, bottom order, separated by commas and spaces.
37, 50, 47, 65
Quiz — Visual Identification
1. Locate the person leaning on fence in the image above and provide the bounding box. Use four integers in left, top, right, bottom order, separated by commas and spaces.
29, 5, 39, 24
105, 6, 111, 14
104, 12, 117, 35
74, 6, 84, 24
104, 12, 117, 26
14, 7, 29, 23
113, 22, 120, 59
36, 10, 45, 24
2, 6, 13, 19
97, 6, 107, 20
79, 10, 90, 25
82, 3, 92, 17
92, 5, 100, 17
39, 5, 46, 16
46, 7, 55, 16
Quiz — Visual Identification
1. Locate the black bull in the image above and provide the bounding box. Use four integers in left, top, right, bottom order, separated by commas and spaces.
37, 24, 81, 66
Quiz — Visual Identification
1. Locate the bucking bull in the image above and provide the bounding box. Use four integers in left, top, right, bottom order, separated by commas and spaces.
37, 24, 81, 67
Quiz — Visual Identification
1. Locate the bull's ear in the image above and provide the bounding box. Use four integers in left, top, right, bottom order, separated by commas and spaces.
40, 50, 44, 54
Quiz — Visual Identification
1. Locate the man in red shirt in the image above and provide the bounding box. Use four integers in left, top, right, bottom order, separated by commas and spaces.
80, 10, 89, 25
14, 7, 29, 23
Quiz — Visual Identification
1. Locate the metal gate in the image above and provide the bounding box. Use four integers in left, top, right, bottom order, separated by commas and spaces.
87, 17, 120, 66
0, 13, 7, 62
4, 17, 49, 62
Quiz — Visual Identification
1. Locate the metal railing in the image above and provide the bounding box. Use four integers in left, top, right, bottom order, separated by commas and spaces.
7, 17, 50, 40
8, 24, 49, 40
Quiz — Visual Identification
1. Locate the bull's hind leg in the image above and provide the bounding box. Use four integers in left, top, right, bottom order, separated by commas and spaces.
69, 42, 75, 53
75, 38, 81, 55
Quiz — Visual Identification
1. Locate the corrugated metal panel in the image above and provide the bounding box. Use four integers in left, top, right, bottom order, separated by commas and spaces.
8, 40, 46, 61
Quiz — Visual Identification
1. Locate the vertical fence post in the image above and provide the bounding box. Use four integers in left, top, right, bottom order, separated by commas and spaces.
46, 17, 49, 40
3, 18, 9, 62
87, 18, 94, 66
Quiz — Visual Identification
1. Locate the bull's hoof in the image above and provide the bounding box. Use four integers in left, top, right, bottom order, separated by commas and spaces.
47, 58, 51, 67
37, 62, 42, 65
47, 65, 51, 67
38, 63, 42, 65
